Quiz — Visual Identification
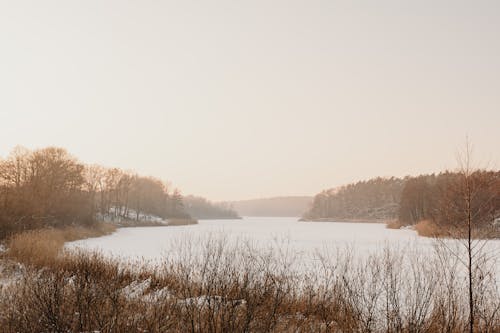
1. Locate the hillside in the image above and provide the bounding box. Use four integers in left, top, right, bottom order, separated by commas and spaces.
230, 196, 313, 217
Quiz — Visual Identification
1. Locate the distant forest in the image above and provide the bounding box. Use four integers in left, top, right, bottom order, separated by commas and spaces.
303, 172, 499, 230
303, 177, 404, 221
183, 195, 239, 219
231, 196, 313, 217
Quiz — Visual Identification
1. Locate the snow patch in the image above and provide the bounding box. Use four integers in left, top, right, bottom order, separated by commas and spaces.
121, 278, 152, 300
177, 296, 246, 309
142, 286, 172, 303
97, 207, 168, 225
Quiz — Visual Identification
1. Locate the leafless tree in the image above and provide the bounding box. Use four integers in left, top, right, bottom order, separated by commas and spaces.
435, 138, 499, 333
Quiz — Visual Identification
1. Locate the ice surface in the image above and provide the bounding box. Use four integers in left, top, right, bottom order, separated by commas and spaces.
66, 217, 500, 277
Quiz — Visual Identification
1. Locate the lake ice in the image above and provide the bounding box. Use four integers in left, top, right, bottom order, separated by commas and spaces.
67, 217, 500, 278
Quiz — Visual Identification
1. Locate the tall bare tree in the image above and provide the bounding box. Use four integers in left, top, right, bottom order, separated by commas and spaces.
436, 138, 499, 333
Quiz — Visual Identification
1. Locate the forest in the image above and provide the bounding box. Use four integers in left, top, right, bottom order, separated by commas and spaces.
0, 146, 192, 238
398, 171, 499, 236
303, 172, 499, 237
302, 177, 405, 221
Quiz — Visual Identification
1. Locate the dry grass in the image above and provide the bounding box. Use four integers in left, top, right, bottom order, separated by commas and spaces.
415, 219, 475, 239
7, 223, 116, 266
414, 220, 442, 237
385, 220, 403, 229
414, 219, 500, 240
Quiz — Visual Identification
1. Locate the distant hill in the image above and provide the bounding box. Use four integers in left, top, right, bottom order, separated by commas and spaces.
230, 196, 313, 217
184, 195, 240, 220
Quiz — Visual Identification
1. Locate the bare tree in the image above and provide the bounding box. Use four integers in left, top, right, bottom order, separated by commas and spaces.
435, 138, 499, 333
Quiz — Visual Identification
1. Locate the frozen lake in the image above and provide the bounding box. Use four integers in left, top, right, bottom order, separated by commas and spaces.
67, 217, 500, 277
68, 217, 424, 258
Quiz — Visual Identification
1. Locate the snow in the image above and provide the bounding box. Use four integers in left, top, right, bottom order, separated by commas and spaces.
117, 278, 246, 308
67, 217, 432, 258
120, 278, 174, 303
96, 207, 167, 225
0, 260, 25, 291
121, 278, 152, 300
177, 296, 246, 309
142, 286, 172, 303
66, 217, 500, 277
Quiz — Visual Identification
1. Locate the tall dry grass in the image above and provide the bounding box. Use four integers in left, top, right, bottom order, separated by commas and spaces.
385, 220, 403, 229
6, 223, 116, 266
414, 220, 500, 239
414, 220, 442, 237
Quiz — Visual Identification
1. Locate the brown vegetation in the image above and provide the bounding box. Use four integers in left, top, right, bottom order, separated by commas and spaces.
398, 170, 499, 235
413, 219, 500, 239
1, 231, 498, 333
7, 223, 116, 266
414, 220, 441, 237
385, 220, 403, 229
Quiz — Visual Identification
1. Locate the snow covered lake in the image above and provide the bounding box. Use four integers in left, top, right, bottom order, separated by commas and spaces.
67, 217, 422, 258
67, 217, 500, 277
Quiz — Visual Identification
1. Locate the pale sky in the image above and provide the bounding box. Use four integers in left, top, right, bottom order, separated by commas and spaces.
0, 1, 499, 201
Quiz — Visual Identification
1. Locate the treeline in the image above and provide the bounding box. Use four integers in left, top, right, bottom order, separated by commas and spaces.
303, 171, 499, 234
84, 165, 188, 223
183, 196, 240, 220
398, 171, 499, 231
303, 177, 405, 221
0, 146, 190, 238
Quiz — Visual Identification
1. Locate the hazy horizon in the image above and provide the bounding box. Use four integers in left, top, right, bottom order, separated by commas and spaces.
1, 1, 499, 201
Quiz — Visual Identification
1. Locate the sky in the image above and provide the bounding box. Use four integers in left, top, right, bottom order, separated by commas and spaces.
0, 1, 499, 201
